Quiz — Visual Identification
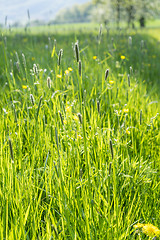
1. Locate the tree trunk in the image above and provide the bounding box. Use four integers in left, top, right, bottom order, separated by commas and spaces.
127, 5, 134, 28
116, 0, 120, 29
139, 16, 145, 27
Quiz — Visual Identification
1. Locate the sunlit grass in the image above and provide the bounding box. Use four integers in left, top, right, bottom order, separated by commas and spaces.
0, 25, 160, 239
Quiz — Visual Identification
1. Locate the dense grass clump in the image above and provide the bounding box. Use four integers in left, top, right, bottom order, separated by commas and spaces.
0, 26, 160, 239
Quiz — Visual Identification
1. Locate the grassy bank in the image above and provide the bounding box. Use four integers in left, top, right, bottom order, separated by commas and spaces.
0, 24, 160, 239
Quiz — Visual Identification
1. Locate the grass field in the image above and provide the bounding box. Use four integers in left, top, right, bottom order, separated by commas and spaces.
0, 23, 160, 239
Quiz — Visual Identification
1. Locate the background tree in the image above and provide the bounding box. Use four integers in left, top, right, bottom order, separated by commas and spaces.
93, 0, 123, 29
50, 2, 94, 24
135, 0, 160, 27
92, 0, 111, 25
93, 0, 160, 28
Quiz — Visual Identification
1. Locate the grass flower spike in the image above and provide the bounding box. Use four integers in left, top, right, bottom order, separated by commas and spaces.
105, 69, 109, 81
58, 49, 63, 66
75, 41, 79, 62
47, 76, 51, 88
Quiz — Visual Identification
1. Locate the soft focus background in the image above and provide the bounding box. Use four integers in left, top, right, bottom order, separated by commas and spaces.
1, 0, 160, 28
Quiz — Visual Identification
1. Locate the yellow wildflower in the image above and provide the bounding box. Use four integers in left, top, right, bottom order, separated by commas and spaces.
73, 115, 79, 121
93, 56, 97, 60
57, 74, 62, 79
65, 70, 69, 75
63, 119, 67, 124
68, 67, 73, 71
78, 135, 83, 140
121, 55, 125, 60
126, 129, 130, 135
66, 106, 72, 113
22, 85, 27, 89
133, 223, 144, 229
31, 57, 35, 61
123, 108, 129, 113
109, 80, 114, 84
142, 224, 160, 237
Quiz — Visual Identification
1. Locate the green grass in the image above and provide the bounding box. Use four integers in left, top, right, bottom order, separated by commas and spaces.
3, 22, 100, 35
3, 18, 160, 35
0, 25, 160, 239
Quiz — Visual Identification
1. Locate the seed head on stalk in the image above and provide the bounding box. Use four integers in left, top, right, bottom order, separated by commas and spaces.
110, 139, 114, 160
97, 100, 100, 114
79, 60, 82, 77
58, 49, 63, 66
75, 41, 79, 62
16, 62, 20, 73
140, 110, 142, 125
130, 66, 133, 75
9, 138, 14, 161
22, 53, 26, 68
58, 111, 64, 125
47, 77, 51, 89
105, 69, 109, 81
10, 59, 13, 72
15, 51, 20, 63
54, 39, 56, 48
128, 74, 130, 87
30, 94, 35, 106
128, 36, 132, 46
77, 113, 82, 124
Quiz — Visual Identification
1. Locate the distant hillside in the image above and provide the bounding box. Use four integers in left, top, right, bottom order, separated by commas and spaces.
0, 0, 89, 25
51, 2, 94, 24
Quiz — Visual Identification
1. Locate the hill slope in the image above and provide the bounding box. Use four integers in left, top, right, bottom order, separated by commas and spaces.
0, 0, 89, 25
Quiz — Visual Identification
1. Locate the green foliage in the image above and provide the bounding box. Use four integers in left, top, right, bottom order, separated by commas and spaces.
0, 25, 160, 239
51, 2, 94, 24
93, 0, 160, 28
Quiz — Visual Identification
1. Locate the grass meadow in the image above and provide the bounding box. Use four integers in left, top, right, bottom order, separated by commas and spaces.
0, 23, 160, 239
